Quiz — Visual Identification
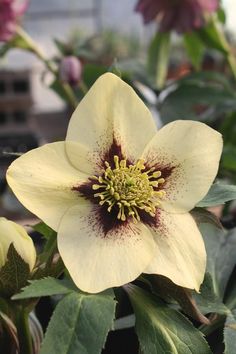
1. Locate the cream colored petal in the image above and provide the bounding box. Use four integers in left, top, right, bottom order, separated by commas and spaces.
65, 141, 96, 175
66, 73, 157, 171
7, 142, 88, 231
0, 218, 36, 271
144, 211, 206, 291
58, 203, 156, 293
141, 120, 223, 213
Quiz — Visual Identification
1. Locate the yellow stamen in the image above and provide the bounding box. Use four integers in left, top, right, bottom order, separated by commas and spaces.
92, 156, 166, 222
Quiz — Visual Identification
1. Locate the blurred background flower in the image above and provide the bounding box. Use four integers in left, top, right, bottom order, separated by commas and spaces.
0, 217, 36, 270
59, 55, 82, 86
0, 0, 28, 41
135, 0, 219, 32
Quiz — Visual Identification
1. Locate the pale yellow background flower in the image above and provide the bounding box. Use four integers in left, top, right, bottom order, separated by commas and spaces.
7, 73, 223, 293
0, 217, 36, 271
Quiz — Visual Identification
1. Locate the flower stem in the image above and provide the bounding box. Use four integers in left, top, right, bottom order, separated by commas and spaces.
16, 27, 78, 109
210, 17, 236, 81
79, 80, 89, 95
199, 315, 225, 336
15, 308, 33, 354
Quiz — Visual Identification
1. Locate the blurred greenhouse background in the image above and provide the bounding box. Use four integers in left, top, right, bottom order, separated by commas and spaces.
1, 0, 236, 222
2, 0, 236, 111
1, 0, 146, 112
1, 0, 236, 112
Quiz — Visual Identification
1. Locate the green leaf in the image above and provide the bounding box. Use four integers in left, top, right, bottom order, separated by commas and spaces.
179, 71, 233, 91
148, 275, 210, 324
197, 183, 236, 207
35, 222, 58, 264
0, 298, 10, 316
197, 21, 228, 54
40, 290, 116, 354
224, 311, 236, 354
32, 256, 64, 281
50, 79, 75, 103
217, 7, 226, 24
148, 32, 170, 89
32, 222, 56, 240
222, 145, 236, 174
197, 18, 236, 82
12, 277, 76, 300
194, 273, 229, 315
199, 223, 225, 297
0, 32, 33, 58
114, 314, 135, 330
0, 244, 30, 297
82, 63, 108, 88
220, 113, 236, 146
184, 32, 204, 70
191, 207, 222, 229
216, 228, 236, 297
54, 39, 71, 55
126, 285, 212, 354
199, 224, 236, 299
225, 282, 236, 311
220, 112, 236, 141
159, 81, 236, 124
0, 42, 12, 57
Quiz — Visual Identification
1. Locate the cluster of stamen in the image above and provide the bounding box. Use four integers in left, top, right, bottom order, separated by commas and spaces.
91, 156, 165, 222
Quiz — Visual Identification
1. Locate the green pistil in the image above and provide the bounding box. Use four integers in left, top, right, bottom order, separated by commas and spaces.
91, 155, 165, 222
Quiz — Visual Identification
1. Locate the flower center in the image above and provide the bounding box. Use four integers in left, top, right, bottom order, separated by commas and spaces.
91, 155, 165, 222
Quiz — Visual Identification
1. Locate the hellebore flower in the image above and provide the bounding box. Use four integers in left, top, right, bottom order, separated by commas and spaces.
59, 56, 82, 86
0, 0, 28, 42
7, 73, 222, 293
135, 0, 219, 33
0, 217, 36, 271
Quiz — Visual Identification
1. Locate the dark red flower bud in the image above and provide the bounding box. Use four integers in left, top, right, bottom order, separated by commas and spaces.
59, 56, 82, 86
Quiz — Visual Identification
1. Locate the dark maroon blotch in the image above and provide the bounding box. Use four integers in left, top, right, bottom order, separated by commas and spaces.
72, 137, 166, 235
98, 204, 131, 235
101, 136, 127, 169
144, 163, 176, 191
73, 180, 94, 203
139, 209, 160, 228
75, 180, 126, 235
